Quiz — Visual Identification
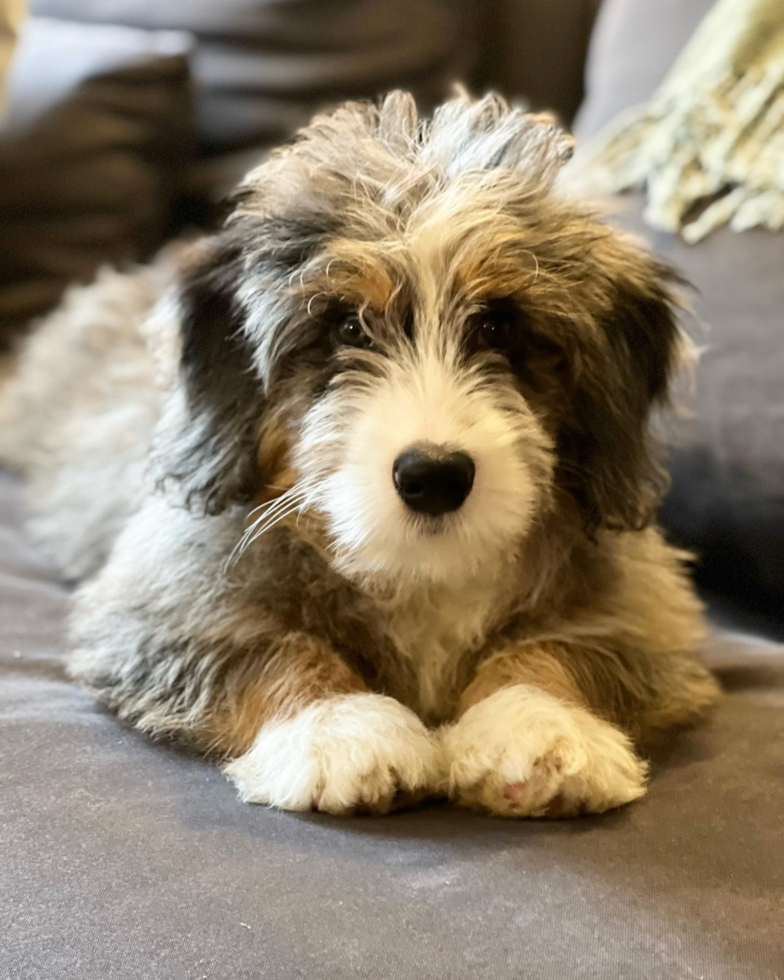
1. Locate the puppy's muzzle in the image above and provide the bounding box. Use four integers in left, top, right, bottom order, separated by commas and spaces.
393, 444, 475, 516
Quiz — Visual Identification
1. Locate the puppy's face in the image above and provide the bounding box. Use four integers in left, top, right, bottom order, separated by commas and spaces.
168, 93, 680, 590
292, 267, 555, 586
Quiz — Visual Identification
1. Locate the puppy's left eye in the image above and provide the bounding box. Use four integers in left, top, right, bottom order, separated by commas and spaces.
472, 305, 516, 351
336, 315, 373, 349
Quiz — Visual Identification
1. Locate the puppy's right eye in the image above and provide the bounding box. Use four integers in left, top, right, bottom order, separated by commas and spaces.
336, 316, 373, 349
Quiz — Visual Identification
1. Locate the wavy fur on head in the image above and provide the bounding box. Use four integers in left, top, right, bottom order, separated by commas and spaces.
0, 92, 718, 817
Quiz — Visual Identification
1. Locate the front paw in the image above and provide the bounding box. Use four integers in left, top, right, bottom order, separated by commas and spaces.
442, 684, 647, 818
224, 694, 445, 814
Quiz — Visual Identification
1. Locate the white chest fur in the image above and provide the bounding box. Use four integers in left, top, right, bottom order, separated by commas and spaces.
380, 578, 504, 722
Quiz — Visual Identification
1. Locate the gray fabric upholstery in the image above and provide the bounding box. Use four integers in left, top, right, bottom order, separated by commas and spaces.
26, 0, 602, 203
2, 471, 782, 980
0, 17, 192, 345
573, 0, 784, 617
31, 0, 475, 197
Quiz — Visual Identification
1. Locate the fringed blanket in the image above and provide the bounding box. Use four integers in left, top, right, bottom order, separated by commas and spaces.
573, 0, 784, 242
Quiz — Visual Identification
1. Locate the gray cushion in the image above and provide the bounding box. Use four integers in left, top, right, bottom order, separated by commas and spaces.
31, 0, 473, 196
573, 0, 784, 618
0, 17, 192, 344
2, 469, 782, 979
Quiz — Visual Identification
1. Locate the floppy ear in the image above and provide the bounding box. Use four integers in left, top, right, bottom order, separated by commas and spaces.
156, 234, 265, 516
559, 252, 683, 533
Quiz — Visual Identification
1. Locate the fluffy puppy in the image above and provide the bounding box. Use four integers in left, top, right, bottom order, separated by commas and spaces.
0, 92, 719, 817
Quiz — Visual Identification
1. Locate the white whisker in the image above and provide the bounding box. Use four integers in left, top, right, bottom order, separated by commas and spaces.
244, 486, 304, 520
243, 501, 307, 547
225, 482, 320, 569
236, 499, 305, 555
245, 490, 305, 529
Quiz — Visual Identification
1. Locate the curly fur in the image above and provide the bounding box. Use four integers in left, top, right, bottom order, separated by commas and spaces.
0, 92, 718, 817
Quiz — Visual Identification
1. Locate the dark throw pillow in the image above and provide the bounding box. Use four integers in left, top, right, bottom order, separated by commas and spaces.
0, 17, 192, 346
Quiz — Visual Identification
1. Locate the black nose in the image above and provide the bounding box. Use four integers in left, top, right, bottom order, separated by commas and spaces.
393, 446, 475, 516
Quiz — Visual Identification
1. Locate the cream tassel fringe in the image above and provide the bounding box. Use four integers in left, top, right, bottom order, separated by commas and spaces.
570, 0, 784, 242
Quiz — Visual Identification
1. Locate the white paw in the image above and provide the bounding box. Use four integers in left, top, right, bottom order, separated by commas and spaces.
442, 684, 647, 818
224, 694, 445, 814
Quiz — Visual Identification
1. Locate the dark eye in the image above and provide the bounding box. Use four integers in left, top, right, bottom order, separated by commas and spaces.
473, 307, 516, 351
336, 315, 373, 349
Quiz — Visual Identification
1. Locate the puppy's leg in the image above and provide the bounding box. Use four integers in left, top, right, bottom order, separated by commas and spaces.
443, 644, 648, 818
219, 634, 445, 814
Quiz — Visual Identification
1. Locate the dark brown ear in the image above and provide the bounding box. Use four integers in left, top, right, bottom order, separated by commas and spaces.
558, 256, 683, 533
155, 234, 265, 516
153, 201, 335, 516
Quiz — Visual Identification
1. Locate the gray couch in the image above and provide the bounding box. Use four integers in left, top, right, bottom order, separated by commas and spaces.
2, 2, 783, 978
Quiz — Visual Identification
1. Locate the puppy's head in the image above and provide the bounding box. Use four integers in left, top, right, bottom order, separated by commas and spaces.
166, 92, 682, 588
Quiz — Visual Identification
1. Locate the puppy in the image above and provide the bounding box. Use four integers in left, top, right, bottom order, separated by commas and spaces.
0, 92, 719, 817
